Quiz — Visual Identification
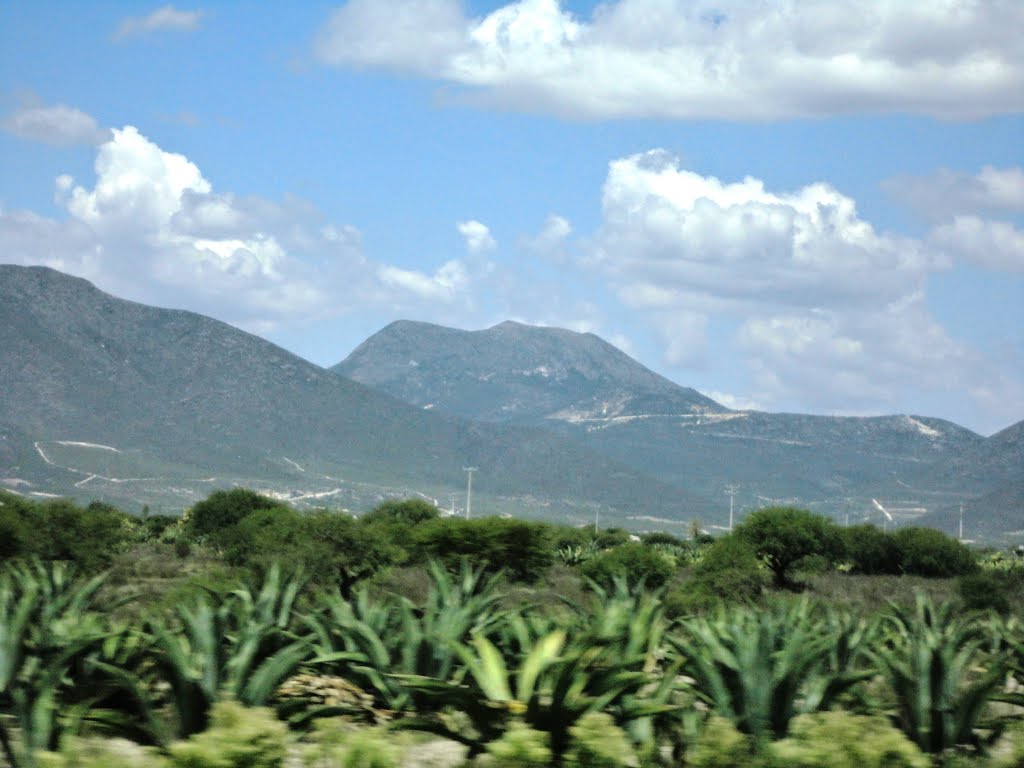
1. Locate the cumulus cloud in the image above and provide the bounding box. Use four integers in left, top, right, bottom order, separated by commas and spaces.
313, 0, 1024, 120
523, 214, 572, 256
0, 126, 471, 330
929, 216, 1024, 272
884, 166, 1024, 221
456, 219, 496, 253
114, 5, 205, 40
2, 103, 109, 145
591, 150, 939, 313
378, 259, 468, 300
582, 150, 1019, 423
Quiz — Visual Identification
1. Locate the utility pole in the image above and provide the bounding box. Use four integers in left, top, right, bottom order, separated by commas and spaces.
724, 484, 739, 531
594, 507, 600, 535
448, 493, 457, 517
959, 502, 965, 542
463, 467, 477, 520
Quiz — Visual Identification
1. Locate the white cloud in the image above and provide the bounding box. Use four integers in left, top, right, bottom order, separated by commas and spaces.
314, 0, 466, 73
581, 150, 1021, 424
2, 103, 109, 145
523, 214, 572, 256
591, 150, 939, 313
114, 5, 205, 40
929, 216, 1024, 272
699, 390, 762, 412
884, 166, 1024, 221
456, 219, 496, 253
0, 125, 472, 329
314, 0, 1024, 120
655, 311, 707, 367
377, 259, 468, 301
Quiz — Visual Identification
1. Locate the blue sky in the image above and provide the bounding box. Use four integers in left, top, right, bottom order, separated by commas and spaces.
1, 1, 1022, 435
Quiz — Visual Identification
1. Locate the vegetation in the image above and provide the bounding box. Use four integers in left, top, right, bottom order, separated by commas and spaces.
2, 490, 1024, 766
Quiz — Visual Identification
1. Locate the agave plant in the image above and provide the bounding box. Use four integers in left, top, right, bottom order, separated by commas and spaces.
872, 591, 1007, 754
398, 599, 681, 764
149, 563, 312, 737
0, 561, 110, 767
301, 558, 505, 718
669, 599, 870, 747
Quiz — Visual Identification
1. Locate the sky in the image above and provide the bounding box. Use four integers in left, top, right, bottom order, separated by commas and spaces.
1, 1, 1022, 436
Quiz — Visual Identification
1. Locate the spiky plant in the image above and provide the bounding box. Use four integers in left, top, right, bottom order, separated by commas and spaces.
872, 591, 1007, 754
301, 559, 505, 718
0, 561, 109, 767
149, 564, 312, 737
669, 599, 868, 747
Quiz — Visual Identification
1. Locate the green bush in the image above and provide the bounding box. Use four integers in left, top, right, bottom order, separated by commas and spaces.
685, 717, 759, 768
186, 489, 286, 543
841, 524, 901, 575
483, 720, 553, 767
670, 535, 766, 615
302, 721, 400, 768
168, 701, 289, 768
579, 542, 674, 591
361, 498, 439, 526
957, 571, 1011, 614
412, 517, 553, 582
564, 712, 637, 767
892, 527, 978, 578
37, 738, 169, 768
767, 711, 928, 768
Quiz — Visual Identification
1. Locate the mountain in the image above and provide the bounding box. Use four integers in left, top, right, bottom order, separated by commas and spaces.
333, 319, 1016, 536
0, 265, 701, 523
916, 420, 1024, 542
335, 320, 722, 424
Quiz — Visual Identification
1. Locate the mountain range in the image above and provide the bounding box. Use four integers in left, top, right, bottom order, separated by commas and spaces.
2, 265, 1021, 541
336, 320, 1023, 541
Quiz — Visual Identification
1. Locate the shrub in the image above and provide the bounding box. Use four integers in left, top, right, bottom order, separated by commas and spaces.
412, 517, 553, 582
483, 720, 553, 767
186, 489, 286, 543
957, 571, 1011, 614
37, 738, 169, 768
167, 700, 289, 768
892, 527, 977, 578
841, 524, 901, 575
767, 711, 928, 768
671, 535, 766, 614
579, 542, 674, 591
361, 498, 439, 526
302, 721, 400, 768
564, 712, 637, 768
685, 717, 759, 768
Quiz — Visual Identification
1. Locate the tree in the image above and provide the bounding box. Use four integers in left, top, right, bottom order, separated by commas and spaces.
361, 498, 439, 526
734, 507, 843, 588
186, 488, 286, 543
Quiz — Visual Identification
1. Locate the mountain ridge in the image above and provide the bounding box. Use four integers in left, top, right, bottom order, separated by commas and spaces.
0, 265, 701, 522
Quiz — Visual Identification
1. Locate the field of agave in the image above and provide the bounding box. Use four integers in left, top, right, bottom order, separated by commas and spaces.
3, 557, 1024, 768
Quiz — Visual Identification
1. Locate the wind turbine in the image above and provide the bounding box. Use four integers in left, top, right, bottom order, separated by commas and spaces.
872, 498, 893, 532
463, 467, 477, 520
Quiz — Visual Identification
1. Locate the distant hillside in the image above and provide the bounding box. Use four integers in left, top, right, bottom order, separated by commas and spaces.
0, 265, 700, 522
335, 320, 722, 424
333, 318, 1014, 535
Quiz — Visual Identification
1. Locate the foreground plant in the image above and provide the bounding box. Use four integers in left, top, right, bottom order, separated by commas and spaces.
0, 561, 110, 767
669, 599, 872, 747
872, 592, 1007, 755
150, 564, 311, 737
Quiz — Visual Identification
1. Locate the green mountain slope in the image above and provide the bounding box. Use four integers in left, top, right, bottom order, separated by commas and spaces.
0, 265, 702, 523
333, 319, 1013, 534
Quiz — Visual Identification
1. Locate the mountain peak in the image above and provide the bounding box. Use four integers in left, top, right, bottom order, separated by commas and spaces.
333, 319, 723, 424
